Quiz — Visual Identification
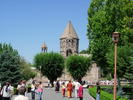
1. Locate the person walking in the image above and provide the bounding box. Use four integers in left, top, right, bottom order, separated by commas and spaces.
55, 80, 60, 92
67, 80, 73, 98
78, 83, 83, 100
9, 83, 14, 99
17, 80, 26, 95
16, 81, 22, 95
1, 82, 11, 100
37, 82, 43, 100
31, 81, 36, 100
61, 82, 66, 97
96, 82, 100, 100
13, 86, 29, 100
73, 81, 80, 98
47, 80, 50, 88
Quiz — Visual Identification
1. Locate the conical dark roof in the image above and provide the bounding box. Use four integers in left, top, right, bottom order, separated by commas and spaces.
60, 21, 79, 39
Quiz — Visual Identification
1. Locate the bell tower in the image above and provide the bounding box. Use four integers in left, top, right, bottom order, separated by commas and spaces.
41, 42, 47, 53
60, 21, 79, 57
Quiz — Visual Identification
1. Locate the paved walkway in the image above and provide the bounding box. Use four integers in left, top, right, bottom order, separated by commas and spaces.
25, 87, 95, 100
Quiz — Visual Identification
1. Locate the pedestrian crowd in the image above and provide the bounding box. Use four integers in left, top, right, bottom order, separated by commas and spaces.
54, 80, 101, 100
0, 80, 100, 100
54, 80, 84, 100
0, 80, 43, 100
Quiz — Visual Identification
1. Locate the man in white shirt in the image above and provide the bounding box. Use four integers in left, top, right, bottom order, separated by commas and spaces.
1, 82, 11, 100
73, 81, 80, 98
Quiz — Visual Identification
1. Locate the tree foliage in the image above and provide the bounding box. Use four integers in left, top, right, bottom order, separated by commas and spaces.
20, 58, 37, 81
66, 55, 91, 81
124, 56, 133, 81
106, 46, 133, 79
87, 0, 133, 76
0, 43, 22, 86
79, 50, 89, 54
34, 52, 65, 85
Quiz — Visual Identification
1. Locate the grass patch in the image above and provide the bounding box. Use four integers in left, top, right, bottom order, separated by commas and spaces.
89, 87, 127, 100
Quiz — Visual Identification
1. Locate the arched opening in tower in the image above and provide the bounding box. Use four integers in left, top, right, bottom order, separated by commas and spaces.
66, 49, 72, 57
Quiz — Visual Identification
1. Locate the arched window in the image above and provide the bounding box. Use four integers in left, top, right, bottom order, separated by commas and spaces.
66, 49, 72, 57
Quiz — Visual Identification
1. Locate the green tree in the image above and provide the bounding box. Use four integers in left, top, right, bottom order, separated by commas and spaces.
79, 50, 89, 54
34, 52, 64, 86
124, 57, 133, 81
66, 55, 91, 82
0, 43, 22, 86
20, 58, 37, 80
106, 46, 133, 95
87, 0, 133, 76
106, 46, 133, 79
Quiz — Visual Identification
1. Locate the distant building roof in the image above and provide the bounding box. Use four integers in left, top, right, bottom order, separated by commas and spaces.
41, 42, 47, 49
60, 21, 79, 39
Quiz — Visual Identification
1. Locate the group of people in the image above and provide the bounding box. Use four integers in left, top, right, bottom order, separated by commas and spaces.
54, 80, 101, 100
0, 80, 100, 100
0, 80, 43, 100
54, 80, 84, 100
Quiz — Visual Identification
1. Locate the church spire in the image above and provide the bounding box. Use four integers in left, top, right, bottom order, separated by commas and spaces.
60, 21, 79, 39
60, 21, 79, 57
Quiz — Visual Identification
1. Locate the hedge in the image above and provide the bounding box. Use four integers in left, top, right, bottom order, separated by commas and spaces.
89, 87, 128, 100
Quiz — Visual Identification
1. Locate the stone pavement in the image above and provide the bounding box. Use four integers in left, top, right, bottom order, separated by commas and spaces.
25, 87, 95, 100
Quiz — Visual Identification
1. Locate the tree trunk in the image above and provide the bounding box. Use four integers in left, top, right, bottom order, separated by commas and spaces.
50, 80, 54, 87
78, 79, 82, 84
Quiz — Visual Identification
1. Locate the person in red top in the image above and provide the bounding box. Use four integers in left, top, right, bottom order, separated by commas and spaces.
78, 83, 83, 100
67, 80, 73, 98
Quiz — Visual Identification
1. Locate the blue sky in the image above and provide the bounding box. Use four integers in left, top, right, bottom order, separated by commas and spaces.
0, 0, 91, 63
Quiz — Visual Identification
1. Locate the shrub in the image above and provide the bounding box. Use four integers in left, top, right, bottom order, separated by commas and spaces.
34, 52, 65, 86
89, 87, 127, 100
66, 55, 91, 81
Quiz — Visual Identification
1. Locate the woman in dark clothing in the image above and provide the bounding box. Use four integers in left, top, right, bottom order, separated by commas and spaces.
55, 81, 60, 92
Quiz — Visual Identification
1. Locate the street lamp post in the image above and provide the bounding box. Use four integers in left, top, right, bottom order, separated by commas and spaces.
112, 32, 120, 100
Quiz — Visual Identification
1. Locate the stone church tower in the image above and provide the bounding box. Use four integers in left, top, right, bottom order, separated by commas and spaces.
60, 21, 79, 57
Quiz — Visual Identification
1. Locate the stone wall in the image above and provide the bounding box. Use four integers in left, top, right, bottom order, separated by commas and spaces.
58, 62, 100, 82
83, 63, 100, 82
